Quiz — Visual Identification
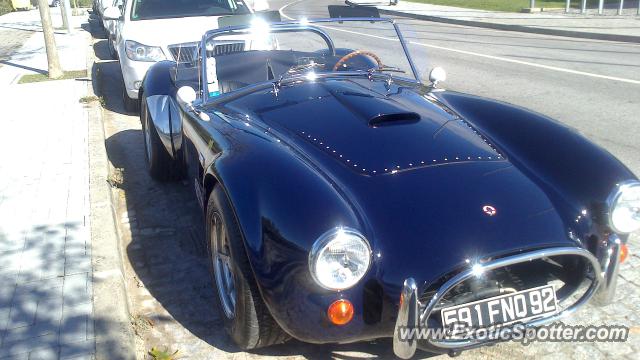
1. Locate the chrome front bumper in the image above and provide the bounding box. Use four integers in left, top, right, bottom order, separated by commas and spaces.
393, 239, 623, 359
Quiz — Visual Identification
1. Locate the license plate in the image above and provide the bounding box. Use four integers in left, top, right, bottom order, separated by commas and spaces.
440, 285, 558, 332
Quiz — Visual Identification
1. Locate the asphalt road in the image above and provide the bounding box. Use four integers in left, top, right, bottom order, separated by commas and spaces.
273, 0, 640, 177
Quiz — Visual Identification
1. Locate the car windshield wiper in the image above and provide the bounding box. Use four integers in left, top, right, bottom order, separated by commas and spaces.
370, 66, 406, 74
283, 62, 326, 79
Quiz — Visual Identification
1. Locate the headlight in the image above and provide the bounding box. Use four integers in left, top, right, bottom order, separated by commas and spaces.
309, 228, 371, 290
125, 40, 165, 62
608, 181, 640, 234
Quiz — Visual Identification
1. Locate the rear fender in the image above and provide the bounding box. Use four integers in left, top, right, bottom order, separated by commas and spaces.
141, 60, 183, 158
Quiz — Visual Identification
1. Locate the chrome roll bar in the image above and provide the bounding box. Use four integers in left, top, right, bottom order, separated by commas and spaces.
392, 246, 614, 358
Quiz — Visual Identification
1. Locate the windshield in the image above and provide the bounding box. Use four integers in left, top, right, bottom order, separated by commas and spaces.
200, 19, 419, 98
131, 0, 251, 21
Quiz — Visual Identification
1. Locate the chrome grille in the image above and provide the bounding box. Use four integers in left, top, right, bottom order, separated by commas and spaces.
168, 44, 198, 63
213, 42, 245, 56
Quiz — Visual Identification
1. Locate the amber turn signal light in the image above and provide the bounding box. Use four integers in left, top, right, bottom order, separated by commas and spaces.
327, 299, 354, 326
620, 243, 629, 263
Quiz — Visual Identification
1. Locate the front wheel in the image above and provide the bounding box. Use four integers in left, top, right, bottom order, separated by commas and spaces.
206, 187, 289, 349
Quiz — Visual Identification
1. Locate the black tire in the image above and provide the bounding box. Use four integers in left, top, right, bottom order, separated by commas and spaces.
140, 96, 184, 181
108, 35, 118, 60
123, 86, 139, 113
206, 187, 289, 349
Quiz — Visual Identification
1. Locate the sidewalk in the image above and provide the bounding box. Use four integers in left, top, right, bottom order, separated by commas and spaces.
0, 9, 100, 359
0, 8, 88, 84
360, 1, 640, 42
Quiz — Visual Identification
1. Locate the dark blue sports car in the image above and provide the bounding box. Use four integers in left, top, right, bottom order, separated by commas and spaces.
138, 15, 639, 358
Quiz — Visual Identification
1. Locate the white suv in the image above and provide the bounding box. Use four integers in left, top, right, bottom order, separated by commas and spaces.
103, 0, 268, 112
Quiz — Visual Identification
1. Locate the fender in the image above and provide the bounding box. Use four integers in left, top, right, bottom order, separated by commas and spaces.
198, 113, 382, 342
435, 91, 637, 242
141, 60, 183, 159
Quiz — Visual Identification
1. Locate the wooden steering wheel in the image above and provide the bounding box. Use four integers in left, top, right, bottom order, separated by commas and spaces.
333, 50, 384, 72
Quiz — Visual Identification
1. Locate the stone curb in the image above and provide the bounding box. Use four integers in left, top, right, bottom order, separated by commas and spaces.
85, 29, 136, 360
345, 1, 640, 43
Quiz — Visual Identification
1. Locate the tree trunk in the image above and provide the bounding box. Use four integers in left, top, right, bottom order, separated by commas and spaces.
37, 0, 64, 79
61, 0, 73, 33
60, 0, 69, 31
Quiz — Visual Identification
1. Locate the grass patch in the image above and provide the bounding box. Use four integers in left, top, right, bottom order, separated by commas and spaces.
0, 0, 13, 16
406, 0, 599, 12
149, 347, 180, 360
79, 95, 105, 107
18, 70, 87, 84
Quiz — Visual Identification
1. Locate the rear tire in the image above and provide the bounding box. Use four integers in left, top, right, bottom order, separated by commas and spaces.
206, 187, 289, 349
140, 96, 184, 181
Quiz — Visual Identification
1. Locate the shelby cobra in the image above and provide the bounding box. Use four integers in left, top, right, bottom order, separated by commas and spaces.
138, 15, 639, 358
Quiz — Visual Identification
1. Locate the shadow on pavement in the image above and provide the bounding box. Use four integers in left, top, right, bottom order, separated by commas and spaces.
0, 225, 125, 358
104, 128, 431, 358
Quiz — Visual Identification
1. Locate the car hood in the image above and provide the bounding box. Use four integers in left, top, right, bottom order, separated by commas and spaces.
224, 77, 577, 289
123, 16, 223, 47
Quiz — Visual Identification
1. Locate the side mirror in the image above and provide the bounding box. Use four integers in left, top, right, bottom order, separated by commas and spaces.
177, 86, 197, 107
390, 0, 400, 5
429, 67, 446, 87
103, 7, 121, 21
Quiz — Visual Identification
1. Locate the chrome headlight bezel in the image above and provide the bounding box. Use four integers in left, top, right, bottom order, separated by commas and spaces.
308, 227, 372, 291
125, 40, 165, 62
607, 180, 640, 234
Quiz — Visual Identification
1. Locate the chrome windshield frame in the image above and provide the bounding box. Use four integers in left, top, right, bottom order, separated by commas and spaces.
197, 17, 422, 104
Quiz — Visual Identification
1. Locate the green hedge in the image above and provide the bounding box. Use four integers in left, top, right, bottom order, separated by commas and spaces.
0, 0, 12, 16
74, 0, 92, 7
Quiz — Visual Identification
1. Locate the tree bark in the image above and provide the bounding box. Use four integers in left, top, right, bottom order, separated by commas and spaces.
61, 0, 73, 33
37, 0, 64, 79
60, 0, 69, 31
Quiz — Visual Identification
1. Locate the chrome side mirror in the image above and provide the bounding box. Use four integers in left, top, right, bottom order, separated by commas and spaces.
429, 67, 446, 88
177, 86, 210, 121
177, 86, 197, 108
103, 7, 121, 21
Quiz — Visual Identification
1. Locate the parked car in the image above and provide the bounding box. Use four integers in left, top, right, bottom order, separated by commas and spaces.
139, 14, 639, 358
92, 0, 111, 18
102, 0, 122, 59
102, 0, 269, 112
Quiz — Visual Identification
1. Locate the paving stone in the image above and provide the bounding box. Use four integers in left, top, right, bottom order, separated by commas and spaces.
0, 14, 95, 357
0, 333, 58, 357
26, 347, 59, 360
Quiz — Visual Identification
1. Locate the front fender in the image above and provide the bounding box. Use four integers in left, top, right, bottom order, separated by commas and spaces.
436, 91, 637, 223
141, 60, 182, 158
200, 116, 387, 342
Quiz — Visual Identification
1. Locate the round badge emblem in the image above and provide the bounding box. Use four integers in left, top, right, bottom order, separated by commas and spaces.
483, 205, 497, 216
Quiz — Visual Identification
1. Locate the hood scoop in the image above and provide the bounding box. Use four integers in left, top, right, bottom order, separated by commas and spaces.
237, 79, 506, 176
369, 112, 421, 127
332, 89, 423, 128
